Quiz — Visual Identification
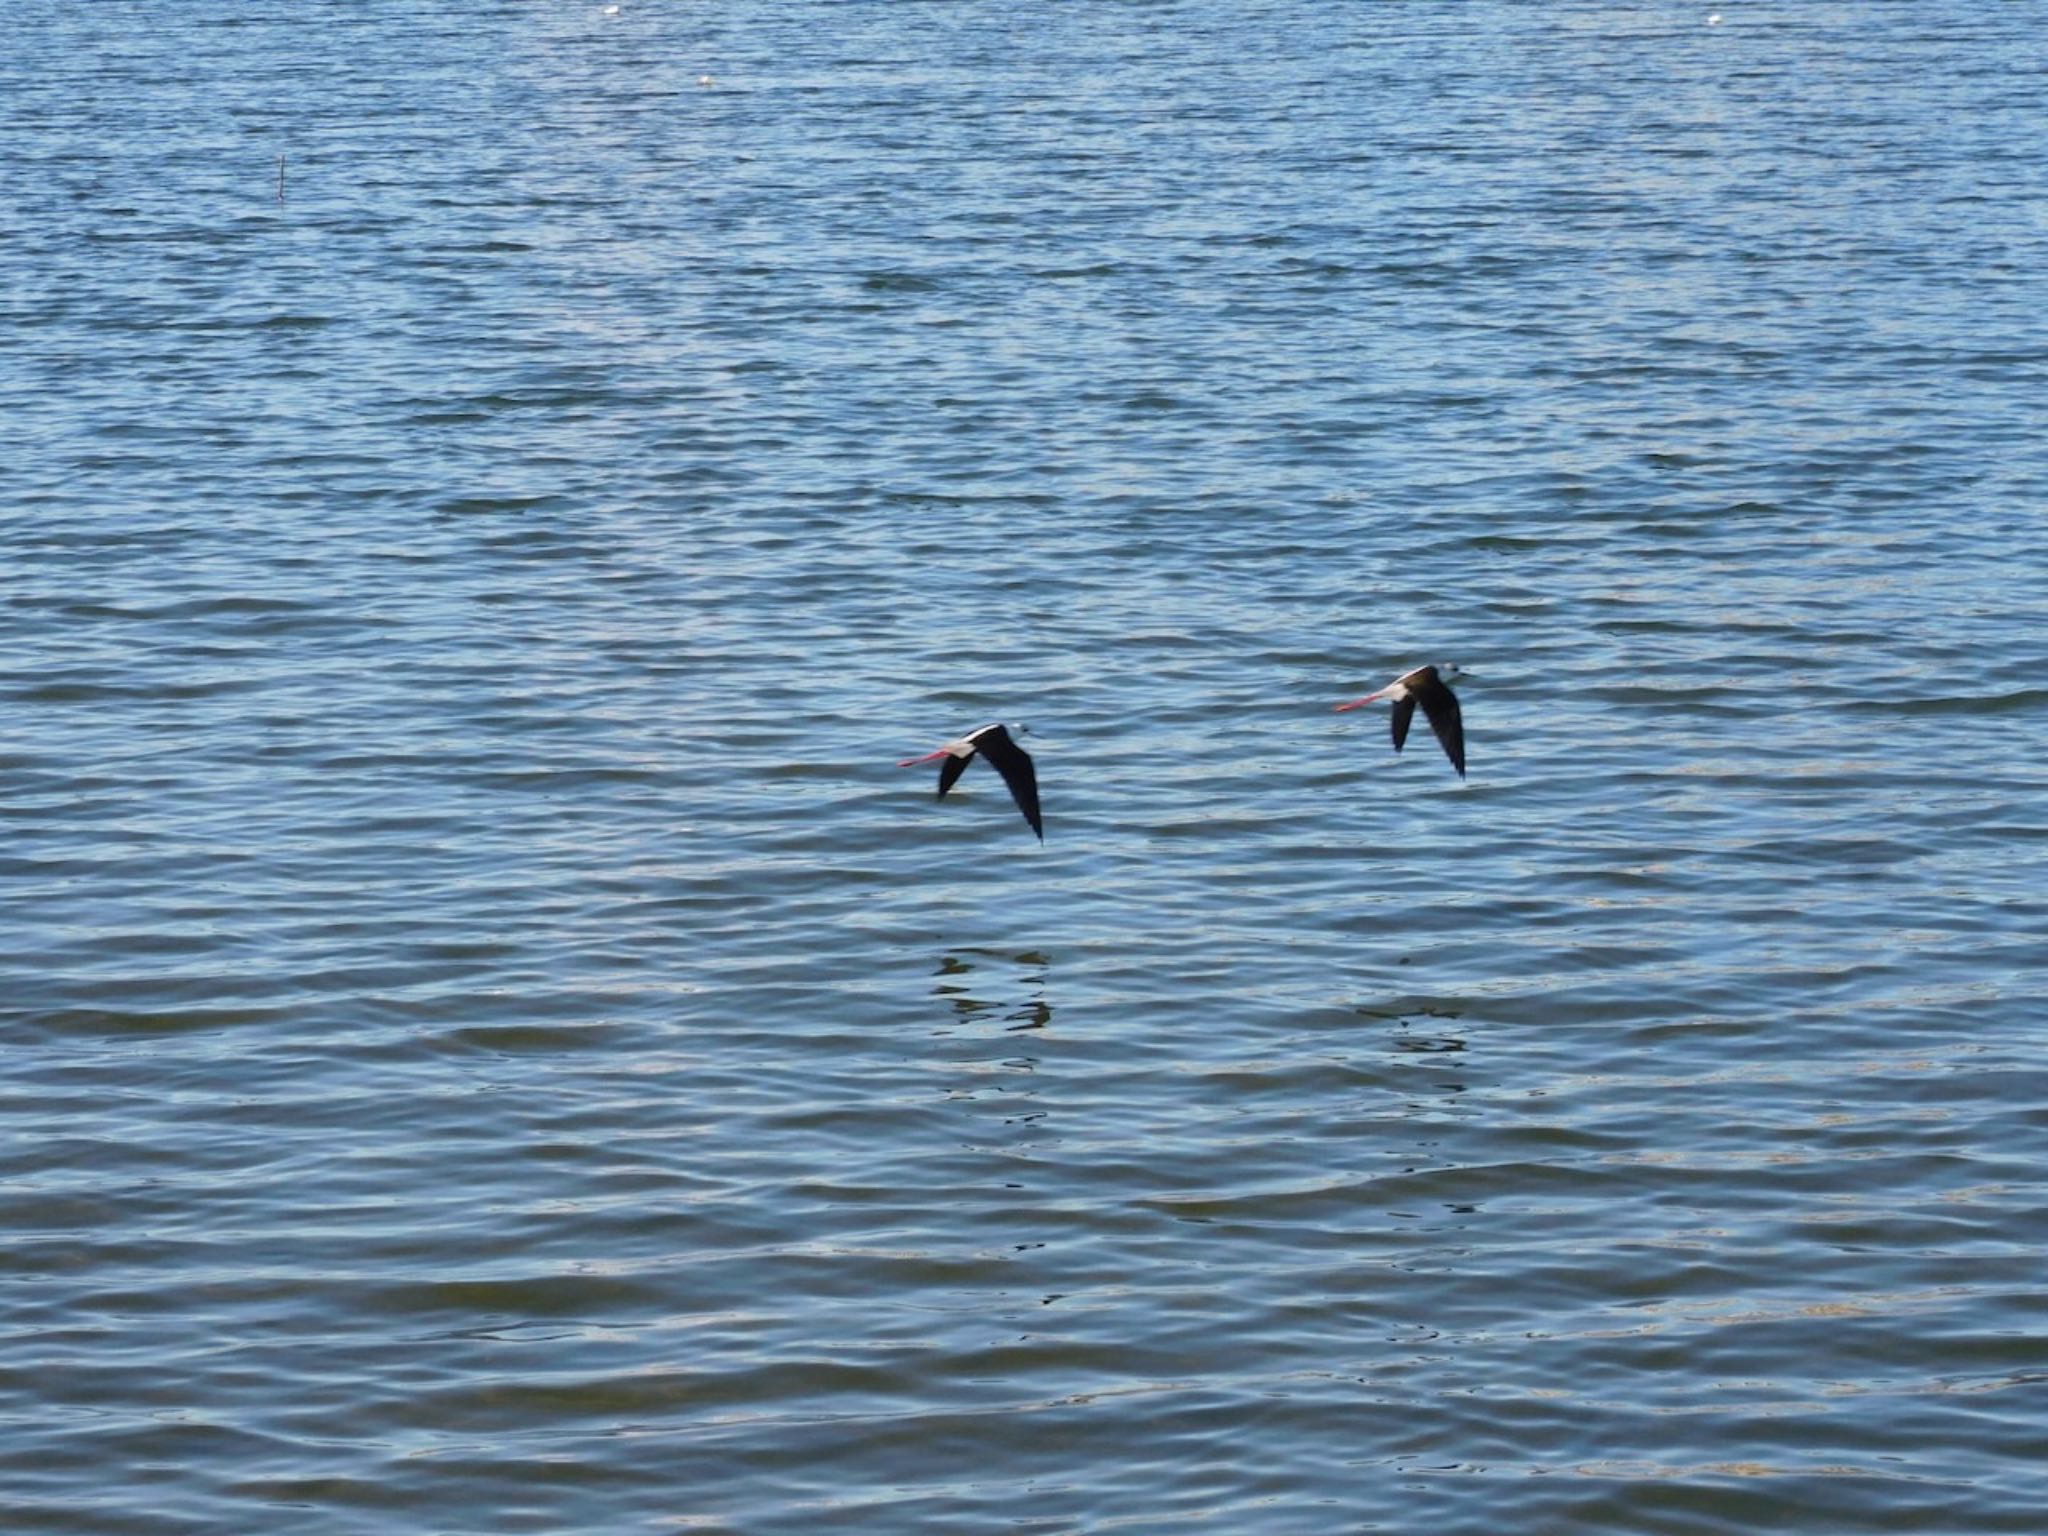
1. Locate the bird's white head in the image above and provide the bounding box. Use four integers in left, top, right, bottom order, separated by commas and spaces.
1436, 663, 1466, 682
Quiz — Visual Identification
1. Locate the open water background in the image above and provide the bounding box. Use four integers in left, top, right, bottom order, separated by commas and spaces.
4, 2, 2047, 1531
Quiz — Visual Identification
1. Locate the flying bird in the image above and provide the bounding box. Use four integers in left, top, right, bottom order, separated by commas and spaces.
1335, 664, 1467, 778
898, 723, 1043, 840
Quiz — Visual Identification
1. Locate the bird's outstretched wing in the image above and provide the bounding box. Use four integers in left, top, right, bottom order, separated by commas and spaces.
937, 749, 973, 799
970, 725, 1043, 840
1415, 677, 1466, 778
1389, 695, 1416, 755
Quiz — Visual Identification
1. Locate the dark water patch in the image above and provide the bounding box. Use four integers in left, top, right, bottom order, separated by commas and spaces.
859, 271, 942, 293
8, 675, 268, 704
31, 1006, 295, 1038
433, 495, 576, 518
365, 1273, 676, 1324
1843, 689, 2048, 715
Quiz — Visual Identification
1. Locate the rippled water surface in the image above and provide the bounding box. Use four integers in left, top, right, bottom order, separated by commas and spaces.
5, 2, 2047, 1531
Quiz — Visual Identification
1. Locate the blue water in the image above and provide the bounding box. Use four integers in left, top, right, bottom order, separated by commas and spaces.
4, 3, 2047, 1531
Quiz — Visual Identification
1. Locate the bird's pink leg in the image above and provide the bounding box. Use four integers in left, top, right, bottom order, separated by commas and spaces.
1333, 688, 1389, 713
897, 748, 952, 767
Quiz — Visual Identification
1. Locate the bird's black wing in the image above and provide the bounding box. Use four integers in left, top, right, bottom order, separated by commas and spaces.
971, 725, 1043, 840
1389, 695, 1416, 755
1415, 677, 1466, 778
937, 749, 973, 799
